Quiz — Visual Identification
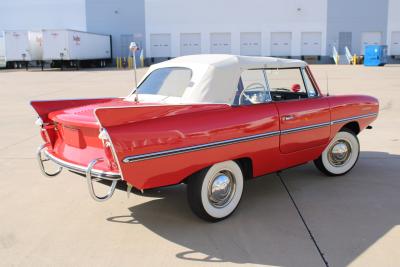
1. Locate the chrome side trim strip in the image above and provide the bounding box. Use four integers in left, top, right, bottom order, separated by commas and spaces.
122, 130, 281, 163
331, 112, 378, 125
122, 112, 378, 164
281, 122, 331, 135
44, 150, 121, 179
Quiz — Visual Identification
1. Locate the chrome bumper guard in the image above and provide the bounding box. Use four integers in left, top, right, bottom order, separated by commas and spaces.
37, 144, 122, 202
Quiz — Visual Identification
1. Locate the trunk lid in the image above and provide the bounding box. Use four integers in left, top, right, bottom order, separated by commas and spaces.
48, 98, 133, 128
39, 98, 148, 171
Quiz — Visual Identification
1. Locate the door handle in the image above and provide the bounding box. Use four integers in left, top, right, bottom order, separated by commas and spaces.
282, 115, 295, 121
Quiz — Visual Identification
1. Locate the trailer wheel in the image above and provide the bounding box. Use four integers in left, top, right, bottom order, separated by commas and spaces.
187, 160, 244, 222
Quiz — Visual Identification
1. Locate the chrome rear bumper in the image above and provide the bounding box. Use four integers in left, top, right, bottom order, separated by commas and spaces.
37, 144, 122, 202
37, 144, 121, 179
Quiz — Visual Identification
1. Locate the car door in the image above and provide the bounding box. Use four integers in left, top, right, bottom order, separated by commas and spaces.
235, 68, 281, 175
266, 67, 331, 154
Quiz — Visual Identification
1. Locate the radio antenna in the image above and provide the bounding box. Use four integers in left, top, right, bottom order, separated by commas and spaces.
129, 42, 139, 102
326, 72, 330, 96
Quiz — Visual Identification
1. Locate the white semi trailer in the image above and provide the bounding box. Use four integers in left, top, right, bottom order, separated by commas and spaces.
28, 31, 43, 62
0, 32, 4, 68
42, 29, 111, 69
0, 30, 31, 69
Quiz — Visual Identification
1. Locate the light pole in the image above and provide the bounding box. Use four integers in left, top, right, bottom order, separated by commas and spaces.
129, 42, 139, 102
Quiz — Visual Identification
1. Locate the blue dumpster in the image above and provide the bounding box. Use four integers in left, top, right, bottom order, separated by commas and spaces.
364, 45, 388, 66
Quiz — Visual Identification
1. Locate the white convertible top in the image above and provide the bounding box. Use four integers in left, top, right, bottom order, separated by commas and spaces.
134, 54, 307, 104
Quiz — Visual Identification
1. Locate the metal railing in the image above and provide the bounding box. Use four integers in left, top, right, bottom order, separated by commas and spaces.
332, 46, 339, 65
332, 46, 358, 65
345, 46, 353, 64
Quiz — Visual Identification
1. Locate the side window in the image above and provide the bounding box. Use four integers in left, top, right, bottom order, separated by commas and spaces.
265, 68, 308, 101
301, 68, 318, 97
235, 69, 271, 105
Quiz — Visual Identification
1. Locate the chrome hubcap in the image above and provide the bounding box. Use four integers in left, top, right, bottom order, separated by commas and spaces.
328, 140, 352, 166
208, 171, 236, 208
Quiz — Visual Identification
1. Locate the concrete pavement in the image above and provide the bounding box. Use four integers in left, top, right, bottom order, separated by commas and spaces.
0, 65, 399, 267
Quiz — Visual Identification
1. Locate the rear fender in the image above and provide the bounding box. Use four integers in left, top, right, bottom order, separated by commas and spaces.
94, 104, 228, 127
94, 104, 230, 188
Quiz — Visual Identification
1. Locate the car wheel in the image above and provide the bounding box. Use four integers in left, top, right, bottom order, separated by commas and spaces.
314, 129, 360, 176
187, 160, 244, 222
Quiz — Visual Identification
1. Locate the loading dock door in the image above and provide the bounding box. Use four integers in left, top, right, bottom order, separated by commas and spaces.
301, 32, 322, 56
361, 32, 382, 55
271, 32, 292, 56
210, 33, 231, 54
240, 32, 261, 56
150, 34, 171, 58
391, 31, 400, 55
180, 33, 201, 56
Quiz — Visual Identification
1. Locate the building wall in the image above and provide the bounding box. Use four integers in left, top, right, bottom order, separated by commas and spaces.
326, 0, 389, 55
1, 0, 397, 61
145, 0, 328, 59
85, 0, 146, 59
387, 0, 400, 55
0, 0, 86, 31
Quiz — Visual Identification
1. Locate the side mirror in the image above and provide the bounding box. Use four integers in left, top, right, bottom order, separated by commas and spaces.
291, 84, 301, 93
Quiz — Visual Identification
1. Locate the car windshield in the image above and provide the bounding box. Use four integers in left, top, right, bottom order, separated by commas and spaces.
131, 67, 192, 98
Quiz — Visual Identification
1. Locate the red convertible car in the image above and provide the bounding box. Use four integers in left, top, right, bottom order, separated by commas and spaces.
33, 54, 378, 221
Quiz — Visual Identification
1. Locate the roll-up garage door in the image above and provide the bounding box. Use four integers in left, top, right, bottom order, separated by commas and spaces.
390, 31, 400, 55
210, 33, 231, 54
301, 32, 322, 56
271, 32, 292, 56
150, 33, 171, 58
240, 32, 261, 56
361, 32, 382, 55
180, 33, 201, 56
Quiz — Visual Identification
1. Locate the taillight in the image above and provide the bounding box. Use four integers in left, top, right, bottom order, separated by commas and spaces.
99, 128, 119, 170
36, 117, 57, 147
35, 117, 44, 127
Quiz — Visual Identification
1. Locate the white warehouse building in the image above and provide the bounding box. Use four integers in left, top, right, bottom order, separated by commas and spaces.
145, 0, 327, 59
1, 0, 400, 64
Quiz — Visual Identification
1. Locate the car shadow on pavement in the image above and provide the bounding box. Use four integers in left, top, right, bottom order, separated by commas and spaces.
107, 175, 325, 266
106, 151, 400, 267
278, 151, 400, 266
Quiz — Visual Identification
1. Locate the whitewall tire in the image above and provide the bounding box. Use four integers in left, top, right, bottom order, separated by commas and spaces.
187, 160, 244, 222
314, 129, 360, 176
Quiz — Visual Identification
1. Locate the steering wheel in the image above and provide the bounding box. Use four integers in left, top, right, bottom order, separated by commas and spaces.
239, 82, 267, 105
